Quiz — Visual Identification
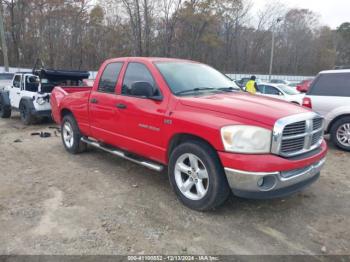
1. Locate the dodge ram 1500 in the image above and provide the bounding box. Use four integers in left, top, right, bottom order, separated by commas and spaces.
51, 57, 327, 211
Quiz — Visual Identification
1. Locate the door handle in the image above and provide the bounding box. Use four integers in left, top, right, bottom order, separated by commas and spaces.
16, 92, 20, 95
90, 98, 98, 104
116, 103, 127, 109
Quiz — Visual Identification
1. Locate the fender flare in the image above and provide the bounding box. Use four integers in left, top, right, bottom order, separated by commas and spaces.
0, 90, 11, 107
19, 97, 36, 113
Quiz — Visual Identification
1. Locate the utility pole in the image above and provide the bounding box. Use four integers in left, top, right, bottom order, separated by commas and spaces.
0, 2, 9, 72
268, 18, 282, 81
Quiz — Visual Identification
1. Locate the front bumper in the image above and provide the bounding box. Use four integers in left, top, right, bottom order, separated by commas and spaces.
224, 157, 326, 199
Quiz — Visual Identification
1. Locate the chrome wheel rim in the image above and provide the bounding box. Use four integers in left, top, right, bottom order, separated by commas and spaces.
174, 153, 209, 201
337, 123, 350, 147
63, 122, 74, 148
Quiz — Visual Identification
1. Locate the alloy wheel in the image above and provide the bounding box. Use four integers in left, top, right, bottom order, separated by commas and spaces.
63, 121, 74, 148
336, 123, 350, 147
174, 153, 209, 201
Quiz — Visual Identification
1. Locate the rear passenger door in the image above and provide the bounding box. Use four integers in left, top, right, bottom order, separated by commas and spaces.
89, 62, 124, 144
308, 73, 350, 117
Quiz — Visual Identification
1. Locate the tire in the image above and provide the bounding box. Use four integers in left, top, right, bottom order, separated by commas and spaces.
61, 114, 87, 154
168, 140, 230, 211
330, 116, 350, 152
0, 94, 11, 118
19, 100, 36, 125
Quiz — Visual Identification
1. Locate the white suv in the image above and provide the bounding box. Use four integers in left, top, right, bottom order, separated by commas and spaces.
303, 69, 350, 151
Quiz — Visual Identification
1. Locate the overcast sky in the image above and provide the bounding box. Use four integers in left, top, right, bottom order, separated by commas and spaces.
252, 0, 350, 29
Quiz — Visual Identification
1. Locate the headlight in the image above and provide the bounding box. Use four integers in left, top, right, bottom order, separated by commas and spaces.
221, 125, 272, 153
36, 97, 45, 105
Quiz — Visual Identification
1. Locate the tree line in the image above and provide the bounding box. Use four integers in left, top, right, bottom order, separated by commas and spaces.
1, 0, 350, 76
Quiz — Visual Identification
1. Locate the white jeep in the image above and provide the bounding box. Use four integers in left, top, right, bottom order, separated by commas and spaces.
0, 70, 89, 125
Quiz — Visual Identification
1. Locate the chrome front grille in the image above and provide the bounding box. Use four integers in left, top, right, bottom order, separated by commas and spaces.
272, 112, 324, 157
282, 121, 306, 136
312, 130, 323, 146
313, 118, 323, 130
281, 137, 305, 153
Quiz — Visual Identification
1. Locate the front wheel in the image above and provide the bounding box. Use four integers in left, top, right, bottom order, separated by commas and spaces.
19, 101, 36, 125
168, 140, 230, 211
330, 116, 350, 151
61, 114, 87, 154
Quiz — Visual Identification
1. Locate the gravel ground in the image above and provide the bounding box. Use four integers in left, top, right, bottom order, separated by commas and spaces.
0, 113, 349, 255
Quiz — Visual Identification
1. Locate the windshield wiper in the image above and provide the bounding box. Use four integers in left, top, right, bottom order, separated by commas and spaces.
175, 87, 216, 95
217, 87, 239, 92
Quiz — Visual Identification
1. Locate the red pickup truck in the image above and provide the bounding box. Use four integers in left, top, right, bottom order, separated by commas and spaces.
51, 57, 327, 211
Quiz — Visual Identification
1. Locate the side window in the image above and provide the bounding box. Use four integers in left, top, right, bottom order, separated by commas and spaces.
98, 62, 123, 93
13, 75, 21, 88
122, 63, 157, 96
265, 85, 280, 95
256, 85, 265, 93
310, 73, 350, 97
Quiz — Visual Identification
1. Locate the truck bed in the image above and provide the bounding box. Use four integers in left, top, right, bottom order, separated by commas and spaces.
51, 86, 92, 124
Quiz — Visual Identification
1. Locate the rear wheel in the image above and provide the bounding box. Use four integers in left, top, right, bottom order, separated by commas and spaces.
61, 114, 87, 154
331, 116, 350, 151
0, 95, 11, 118
19, 101, 36, 125
168, 140, 230, 211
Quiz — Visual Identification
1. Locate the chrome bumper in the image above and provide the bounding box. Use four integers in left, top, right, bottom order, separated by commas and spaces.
224, 158, 326, 199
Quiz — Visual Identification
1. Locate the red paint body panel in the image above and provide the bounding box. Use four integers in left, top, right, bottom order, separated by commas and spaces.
219, 141, 327, 172
50, 57, 327, 168
297, 79, 314, 93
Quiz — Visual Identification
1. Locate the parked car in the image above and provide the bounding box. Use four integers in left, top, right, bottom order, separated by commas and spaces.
269, 79, 291, 85
0, 73, 14, 91
0, 69, 89, 124
297, 79, 314, 93
51, 57, 327, 211
302, 69, 350, 151
257, 83, 305, 105
288, 81, 301, 88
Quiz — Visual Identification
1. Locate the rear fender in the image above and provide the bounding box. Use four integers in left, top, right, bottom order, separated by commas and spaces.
0, 90, 11, 107
325, 106, 350, 133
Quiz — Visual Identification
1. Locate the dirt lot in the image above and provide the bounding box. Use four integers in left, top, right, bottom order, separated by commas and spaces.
0, 113, 349, 255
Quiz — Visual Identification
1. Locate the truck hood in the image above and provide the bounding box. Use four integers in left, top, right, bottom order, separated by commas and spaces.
178, 92, 310, 127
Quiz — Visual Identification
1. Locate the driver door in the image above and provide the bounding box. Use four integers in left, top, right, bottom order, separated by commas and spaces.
9, 75, 22, 108
115, 62, 168, 161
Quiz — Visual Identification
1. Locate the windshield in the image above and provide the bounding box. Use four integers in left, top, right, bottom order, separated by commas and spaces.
155, 62, 240, 96
0, 73, 14, 80
277, 84, 300, 95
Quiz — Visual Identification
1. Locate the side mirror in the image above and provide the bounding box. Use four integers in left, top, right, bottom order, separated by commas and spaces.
130, 81, 162, 101
278, 91, 283, 96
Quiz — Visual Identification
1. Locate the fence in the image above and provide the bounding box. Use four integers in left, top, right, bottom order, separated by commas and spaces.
226, 73, 314, 82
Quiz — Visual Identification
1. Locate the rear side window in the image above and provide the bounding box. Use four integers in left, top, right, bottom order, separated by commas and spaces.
309, 73, 350, 97
98, 62, 123, 93
264, 85, 280, 95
